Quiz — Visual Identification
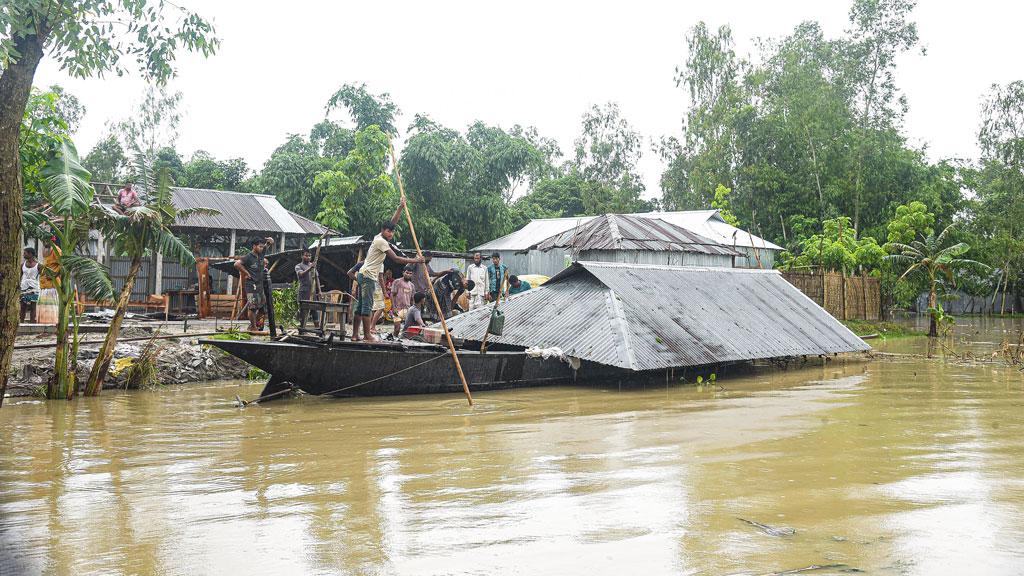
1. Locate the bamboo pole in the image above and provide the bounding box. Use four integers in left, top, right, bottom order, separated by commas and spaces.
388, 140, 473, 406
230, 272, 243, 322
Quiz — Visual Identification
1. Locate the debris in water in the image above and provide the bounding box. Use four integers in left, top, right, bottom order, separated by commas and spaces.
736, 517, 796, 536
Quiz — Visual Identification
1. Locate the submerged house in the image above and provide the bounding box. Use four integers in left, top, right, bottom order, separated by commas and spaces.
446, 261, 869, 370
534, 214, 742, 269
474, 210, 783, 277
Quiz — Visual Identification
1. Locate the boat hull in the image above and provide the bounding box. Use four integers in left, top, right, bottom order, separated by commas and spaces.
202, 339, 597, 397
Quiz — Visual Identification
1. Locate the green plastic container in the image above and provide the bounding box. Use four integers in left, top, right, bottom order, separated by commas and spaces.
487, 309, 505, 336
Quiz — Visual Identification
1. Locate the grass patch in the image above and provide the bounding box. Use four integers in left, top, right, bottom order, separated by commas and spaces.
842, 319, 923, 339
205, 329, 251, 341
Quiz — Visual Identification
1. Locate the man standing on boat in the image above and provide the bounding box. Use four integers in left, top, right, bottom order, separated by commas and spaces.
356, 198, 429, 343
466, 252, 487, 309
486, 252, 508, 303
295, 250, 319, 328
235, 237, 273, 333
390, 264, 416, 337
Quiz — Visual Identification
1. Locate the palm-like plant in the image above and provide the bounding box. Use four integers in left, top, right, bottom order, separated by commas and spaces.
83, 149, 217, 396
24, 140, 114, 399
885, 223, 986, 337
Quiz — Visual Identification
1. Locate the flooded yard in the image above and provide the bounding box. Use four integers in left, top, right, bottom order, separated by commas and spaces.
2, 317, 1023, 575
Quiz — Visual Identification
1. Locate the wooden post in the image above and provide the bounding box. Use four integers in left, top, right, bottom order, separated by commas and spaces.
841, 273, 848, 320
389, 140, 473, 406
227, 229, 237, 295
821, 270, 828, 312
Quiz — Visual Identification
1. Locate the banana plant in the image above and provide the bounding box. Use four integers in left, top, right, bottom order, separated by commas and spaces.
885, 223, 987, 338
24, 140, 114, 400
83, 148, 218, 395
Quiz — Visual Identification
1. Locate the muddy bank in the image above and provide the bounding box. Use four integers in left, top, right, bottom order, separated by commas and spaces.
7, 334, 252, 397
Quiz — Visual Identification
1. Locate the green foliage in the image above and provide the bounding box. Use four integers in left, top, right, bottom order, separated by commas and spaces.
661, 2, 937, 241
711, 184, 739, 226
326, 83, 400, 136
273, 284, 299, 330
0, 2, 219, 82
315, 126, 396, 232
23, 140, 114, 399
786, 216, 882, 274
886, 223, 987, 335
123, 340, 163, 390
257, 132, 338, 219
83, 133, 129, 184
20, 86, 83, 203
886, 201, 934, 245
180, 150, 249, 190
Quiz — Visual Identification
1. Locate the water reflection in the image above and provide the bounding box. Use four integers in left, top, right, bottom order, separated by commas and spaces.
2, 319, 1024, 575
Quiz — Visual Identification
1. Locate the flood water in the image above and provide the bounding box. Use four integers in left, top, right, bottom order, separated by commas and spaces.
2, 318, 1023, 575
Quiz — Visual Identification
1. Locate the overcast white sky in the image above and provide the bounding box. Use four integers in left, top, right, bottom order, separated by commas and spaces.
33, 0, 1022, 200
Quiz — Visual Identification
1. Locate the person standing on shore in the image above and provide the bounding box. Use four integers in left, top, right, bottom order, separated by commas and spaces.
355, 198, 429, 343
466, 252, 487, 309
20, 247, 40, 323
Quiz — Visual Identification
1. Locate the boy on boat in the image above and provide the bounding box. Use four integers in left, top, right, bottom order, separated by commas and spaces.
402, 292, 428, 337
390, 264, 417, 337
355, 198, 429, 343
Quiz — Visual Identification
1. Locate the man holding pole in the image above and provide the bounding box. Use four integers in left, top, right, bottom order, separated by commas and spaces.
355, 198, 429, 343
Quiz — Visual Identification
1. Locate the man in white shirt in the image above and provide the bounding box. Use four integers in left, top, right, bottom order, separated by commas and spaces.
355, 198, 430, 342
466, 252, 487, 309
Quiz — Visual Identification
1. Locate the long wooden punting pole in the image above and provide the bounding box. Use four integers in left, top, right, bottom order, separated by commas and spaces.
388, 140, 473, 406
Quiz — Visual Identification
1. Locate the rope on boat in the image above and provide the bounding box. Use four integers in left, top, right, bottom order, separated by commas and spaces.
317, 353, 450, 397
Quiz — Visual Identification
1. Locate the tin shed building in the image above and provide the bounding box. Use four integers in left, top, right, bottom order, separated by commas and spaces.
534, 214, 741, 269
474, 210, 782, 277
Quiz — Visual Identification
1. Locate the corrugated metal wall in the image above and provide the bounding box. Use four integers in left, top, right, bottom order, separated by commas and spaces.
580, 249, 734, 268
488, 249, 573, 277
489, 248, 735, 276
734, 246, 777, 269
109, 257, 151, 302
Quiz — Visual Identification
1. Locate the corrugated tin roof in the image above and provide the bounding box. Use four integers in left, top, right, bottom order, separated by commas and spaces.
170, 187, 333, 235
444, 261, 868, 371
472, 210, 782, 252
535, 214, 741, 256
631, 210, 784, 251
474, 216, 595, 252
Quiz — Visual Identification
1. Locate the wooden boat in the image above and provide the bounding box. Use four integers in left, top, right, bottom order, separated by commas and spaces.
202, 337, 615, 399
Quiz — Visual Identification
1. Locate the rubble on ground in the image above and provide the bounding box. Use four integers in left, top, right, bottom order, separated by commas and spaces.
7, 336, 252, 397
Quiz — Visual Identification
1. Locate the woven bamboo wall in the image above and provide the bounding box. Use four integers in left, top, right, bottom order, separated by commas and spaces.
781, 272, 881, 320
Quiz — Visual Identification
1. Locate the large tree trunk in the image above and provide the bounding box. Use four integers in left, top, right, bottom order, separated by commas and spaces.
84, 257, 142, 395
0, 33, 46, 407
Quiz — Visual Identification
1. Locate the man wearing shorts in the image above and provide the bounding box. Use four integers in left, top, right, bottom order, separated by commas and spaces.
355, 198, 428, 342
234, 237, 272, 332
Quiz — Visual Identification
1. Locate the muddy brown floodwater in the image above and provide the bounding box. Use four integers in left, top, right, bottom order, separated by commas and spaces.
2, 317, 1023, 575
